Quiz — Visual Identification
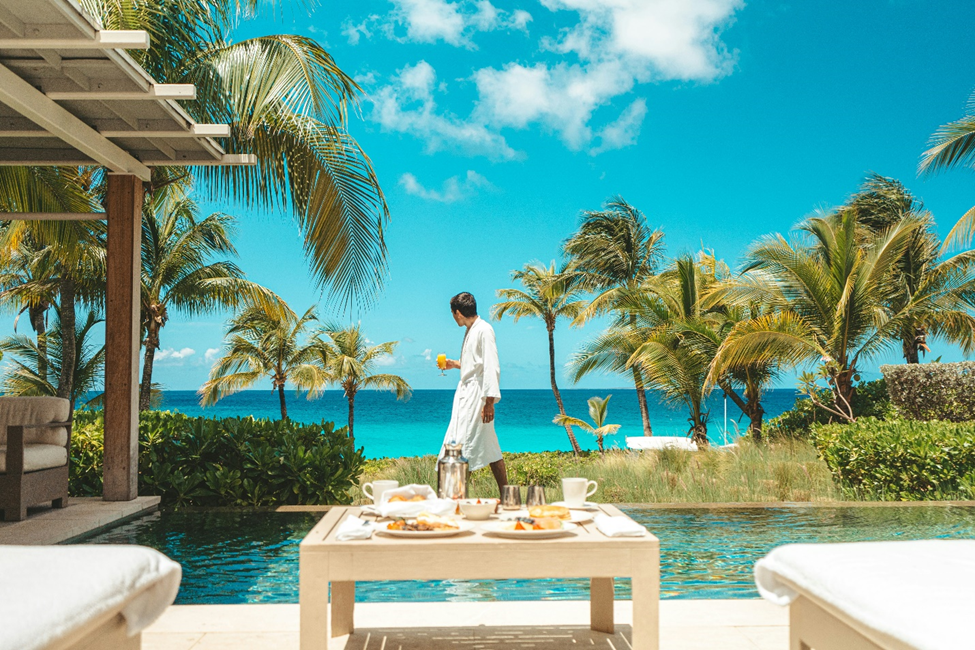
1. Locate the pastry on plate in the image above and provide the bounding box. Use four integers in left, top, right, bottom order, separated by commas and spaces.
528, 505, 571, 520
387, 512, 459, 532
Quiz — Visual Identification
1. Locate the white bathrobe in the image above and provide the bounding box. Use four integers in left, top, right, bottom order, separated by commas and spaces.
440, 317, 503, 471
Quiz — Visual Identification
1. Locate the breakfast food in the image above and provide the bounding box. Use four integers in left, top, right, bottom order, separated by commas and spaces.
387, 512, 460, 532
499, 517, 563, 532
388, 494, 427, 503
528, 505, 570, 520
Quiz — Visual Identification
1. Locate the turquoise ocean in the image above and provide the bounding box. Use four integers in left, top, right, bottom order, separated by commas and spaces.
155, 388, 800, 458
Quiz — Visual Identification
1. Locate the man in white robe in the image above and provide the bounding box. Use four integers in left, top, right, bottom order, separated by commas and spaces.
440, 292, 507, 495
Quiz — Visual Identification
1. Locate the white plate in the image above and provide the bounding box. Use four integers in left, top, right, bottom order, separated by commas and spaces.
378, 520, 475, 538
500, 510, 594, 524
482, 521, 578, 539
551, 501, 600, 511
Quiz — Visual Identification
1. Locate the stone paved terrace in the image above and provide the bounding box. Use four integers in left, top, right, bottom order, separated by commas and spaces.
144, 600, 789, 650
0, 496, 160, 544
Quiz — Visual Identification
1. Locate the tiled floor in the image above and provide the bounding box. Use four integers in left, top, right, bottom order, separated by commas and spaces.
0, 495, 159, 544
144, 600, 789, 649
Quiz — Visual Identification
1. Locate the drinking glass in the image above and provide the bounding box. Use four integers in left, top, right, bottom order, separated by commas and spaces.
526, 485, 546, 507
437, 353, 447, 376
501, 485, 522, 510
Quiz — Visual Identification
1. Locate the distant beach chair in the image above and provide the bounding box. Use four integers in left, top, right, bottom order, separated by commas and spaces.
626, 436, 698, 451
755, 540, 975, 650
0, 545, 181, 650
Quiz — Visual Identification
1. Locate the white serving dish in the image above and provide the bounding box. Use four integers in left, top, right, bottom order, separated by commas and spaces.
378, 520, 475, 538
458, 498, 499, 520
482, 521, 578, 539
551, 501, 599, 511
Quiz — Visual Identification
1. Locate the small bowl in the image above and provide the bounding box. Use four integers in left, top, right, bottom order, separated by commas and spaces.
458, 498, 499, 520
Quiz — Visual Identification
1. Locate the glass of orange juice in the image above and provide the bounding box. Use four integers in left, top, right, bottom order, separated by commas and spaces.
437, 353, 447, 376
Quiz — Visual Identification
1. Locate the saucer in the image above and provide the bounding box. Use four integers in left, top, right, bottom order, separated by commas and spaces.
552, 500, 599, 511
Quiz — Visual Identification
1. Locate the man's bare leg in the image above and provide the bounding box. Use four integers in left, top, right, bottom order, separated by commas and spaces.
489, 458, 508, 498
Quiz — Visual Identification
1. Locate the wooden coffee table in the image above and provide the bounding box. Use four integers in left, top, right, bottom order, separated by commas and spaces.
299, 504, 659, 650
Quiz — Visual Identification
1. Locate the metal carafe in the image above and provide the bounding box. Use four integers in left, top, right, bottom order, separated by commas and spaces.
437, 441, 469, 500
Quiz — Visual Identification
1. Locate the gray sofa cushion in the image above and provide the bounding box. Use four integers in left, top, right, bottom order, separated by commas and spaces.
0, 397, 70, 447
0, 444, 68, 473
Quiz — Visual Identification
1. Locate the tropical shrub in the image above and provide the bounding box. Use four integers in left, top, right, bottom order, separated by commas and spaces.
881, 362, 975, 422
813, 418, 975, 500
764, 379, 894, 439
70, 410, 364, 506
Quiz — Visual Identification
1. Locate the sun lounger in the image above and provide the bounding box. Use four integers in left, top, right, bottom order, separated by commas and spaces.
754, 540, 975, 650
626, 436, 698, 451
0, 545, 181, 650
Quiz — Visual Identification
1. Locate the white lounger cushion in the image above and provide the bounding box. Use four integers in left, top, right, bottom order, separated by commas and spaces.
626, 436, 697, 451
0, 545, 181, 650
755, 540, 975, 650
0, 443, 67, 473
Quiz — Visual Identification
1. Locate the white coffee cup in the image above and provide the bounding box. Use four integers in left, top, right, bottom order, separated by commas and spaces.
562, 477, 598, 507
362, 480, 399, 503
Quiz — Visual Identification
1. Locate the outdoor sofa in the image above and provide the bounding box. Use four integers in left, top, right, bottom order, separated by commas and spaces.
0, 545, 181, 650
755, 539, 975, 650
0, 396, 72, 521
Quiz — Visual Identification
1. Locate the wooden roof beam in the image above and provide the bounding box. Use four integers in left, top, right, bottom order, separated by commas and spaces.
0, 60, 151, 180
0, 30, 149, 50
47, 84, 195, 101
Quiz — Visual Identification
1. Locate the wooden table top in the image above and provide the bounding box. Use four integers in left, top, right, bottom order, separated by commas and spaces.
300, 503, 659, 553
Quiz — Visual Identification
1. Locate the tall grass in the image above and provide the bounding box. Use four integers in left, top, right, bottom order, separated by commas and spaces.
358, 439, 843, 504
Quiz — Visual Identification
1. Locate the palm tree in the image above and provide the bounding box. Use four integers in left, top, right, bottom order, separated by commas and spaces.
492, 261, 586, 454
553, 395, 620, 453
139, 193, 286, 410
709, 210, 922, 418
0, 167, 106, 404
0, 310, 105, 409
200, 305, 324, 419
313, 324, 411, 443
920, 94, 975, 250
845, 174, 975, 363
84, 0, 389, 304
628, 255, 721, 447
0, 237, 59, 382
563, 197, 665, 436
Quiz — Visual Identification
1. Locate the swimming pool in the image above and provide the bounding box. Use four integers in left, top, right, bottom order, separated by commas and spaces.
73, 505, 975, 603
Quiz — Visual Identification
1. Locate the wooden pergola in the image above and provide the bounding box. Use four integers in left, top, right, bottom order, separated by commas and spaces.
0, 0, 255, 500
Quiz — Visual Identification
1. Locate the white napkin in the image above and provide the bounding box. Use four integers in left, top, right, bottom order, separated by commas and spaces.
594, 513, 647, 537
335, 515, 373, 541
378, 484, 457, 519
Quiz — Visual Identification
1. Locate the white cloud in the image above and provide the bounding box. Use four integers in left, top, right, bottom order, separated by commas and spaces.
204, 348, 221, 363
590, 98, 648, 155
348, 0, 532, 48
472, 0, 741, 149
399, 170, 493, 202
422, 348, 432, 360
155, 347, 196, 364
369, 61, 519, 160
374, 354, 399, 367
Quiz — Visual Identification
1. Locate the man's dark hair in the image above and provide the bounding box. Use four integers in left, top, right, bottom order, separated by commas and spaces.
450, 292, 477, 317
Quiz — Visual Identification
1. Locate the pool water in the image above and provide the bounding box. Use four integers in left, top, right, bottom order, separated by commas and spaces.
73, 506, 975, 604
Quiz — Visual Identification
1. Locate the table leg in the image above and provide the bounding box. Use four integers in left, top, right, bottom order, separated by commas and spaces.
331, 581, 355, 637
590, 577, 615, 634
300, 550, 330, 650
630, 547, 660, 650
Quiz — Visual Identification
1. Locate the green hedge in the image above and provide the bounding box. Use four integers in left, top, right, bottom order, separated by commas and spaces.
71, 410, 365, 507
765, 379, 894, 439
881, 361, 975, 422
813, 418, 975, 500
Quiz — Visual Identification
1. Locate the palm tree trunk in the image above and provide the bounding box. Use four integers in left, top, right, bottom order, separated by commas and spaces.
57, 275, 76, 405
29, 305, 48, 382
548, 326, 581, 455
139, 321, 159, 411
631, 364, 653, 436
347, 393, 355, 444
277, 383, 288, 420
720, 380, 765, 441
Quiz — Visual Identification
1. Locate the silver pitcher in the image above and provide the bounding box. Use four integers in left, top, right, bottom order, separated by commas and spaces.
437, 441, 469, 500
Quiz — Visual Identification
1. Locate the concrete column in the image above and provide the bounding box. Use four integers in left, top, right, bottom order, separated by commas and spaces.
103, 173, 142, 501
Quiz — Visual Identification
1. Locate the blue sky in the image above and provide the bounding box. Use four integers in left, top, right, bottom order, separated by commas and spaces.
15, 0, 975, 393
